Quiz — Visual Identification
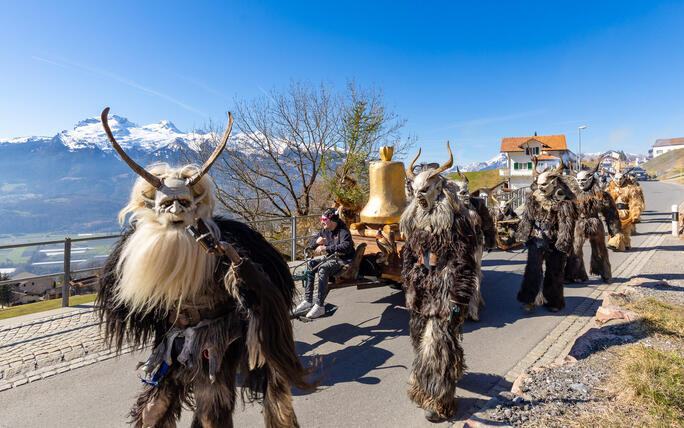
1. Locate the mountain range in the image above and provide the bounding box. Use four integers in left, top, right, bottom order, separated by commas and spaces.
0, 116, 218, 235
0, 115, 649, 234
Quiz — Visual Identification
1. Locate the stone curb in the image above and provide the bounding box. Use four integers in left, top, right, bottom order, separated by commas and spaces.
0, 344, 137, 392
456, 221, 669, 427
0, 307, 95, 333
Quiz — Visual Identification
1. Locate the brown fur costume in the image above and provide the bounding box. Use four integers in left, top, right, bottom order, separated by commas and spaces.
97, 218, 316, 428
401, 145, 479, 421
565, 183, 621, 283
516, 175, 577, 311
95, 109, 314, 428
606, 180, 643, 251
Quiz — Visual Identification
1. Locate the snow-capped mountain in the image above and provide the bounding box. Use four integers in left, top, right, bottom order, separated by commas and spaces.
582, 151, 647, 164
0, 114, 328, 235
0, 115, 215, 153
459, 153, 507, 172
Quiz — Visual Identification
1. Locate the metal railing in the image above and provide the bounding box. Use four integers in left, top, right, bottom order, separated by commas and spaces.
0, 214, 320, 307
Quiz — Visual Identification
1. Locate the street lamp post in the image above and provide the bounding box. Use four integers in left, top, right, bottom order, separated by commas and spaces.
578, 125, 587, 171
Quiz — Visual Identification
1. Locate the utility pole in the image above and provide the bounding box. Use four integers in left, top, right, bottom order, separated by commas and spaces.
578, 126, 587, 171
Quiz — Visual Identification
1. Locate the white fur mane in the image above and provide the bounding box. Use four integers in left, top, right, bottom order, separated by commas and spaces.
114, 163, 218, 315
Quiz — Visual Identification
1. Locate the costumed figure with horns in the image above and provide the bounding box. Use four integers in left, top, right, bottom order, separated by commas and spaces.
95, 108, 316, 428
564, 156, 621, 283
625, 171, 646, 231
516, 157, 578, 312
452, 167, 496, 321
401, 142, 480, 422
606, 168, 644, 251
472, 181, 520, 251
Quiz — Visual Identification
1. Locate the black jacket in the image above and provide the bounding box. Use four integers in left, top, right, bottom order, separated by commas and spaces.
308, 220, 355, 259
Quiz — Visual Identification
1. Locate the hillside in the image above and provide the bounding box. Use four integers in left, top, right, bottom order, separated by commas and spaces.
447, 168, 503, 192
642, 149, 684, 180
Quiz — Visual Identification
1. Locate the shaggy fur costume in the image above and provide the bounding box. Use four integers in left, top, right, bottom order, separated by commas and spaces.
97, 217, 315, 428
565, 184, 621, 283
400, 179, 479, 420
491, 202, 520, 250
516, 185, 577, 311
463, 196, 496, 320
606, 181, 644, 251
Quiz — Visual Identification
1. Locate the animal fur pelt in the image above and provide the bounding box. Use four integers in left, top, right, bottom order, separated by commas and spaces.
565, 184, 621, 283
516, 185, 577, 311
605, 181, 643, 251
463, 196, 496, 320
97, 218, 316, 428
400, 179, 479, 420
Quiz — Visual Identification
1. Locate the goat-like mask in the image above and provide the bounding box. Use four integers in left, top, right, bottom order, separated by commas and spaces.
405, 142, 454, 212
101, 107, 233, 227
576, 170, 595, 191
454, 166, 470, 204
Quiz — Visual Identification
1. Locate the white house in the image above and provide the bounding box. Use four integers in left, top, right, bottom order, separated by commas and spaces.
651, 138, 684, 158
499, 134, 574, 189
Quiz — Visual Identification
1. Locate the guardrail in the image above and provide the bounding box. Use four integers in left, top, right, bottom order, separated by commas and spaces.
0, 215, 320, 307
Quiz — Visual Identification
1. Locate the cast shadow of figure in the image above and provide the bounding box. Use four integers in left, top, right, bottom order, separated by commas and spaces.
463, 269, 600, 334
444, 372, 514, 423
293, 290, 409, 394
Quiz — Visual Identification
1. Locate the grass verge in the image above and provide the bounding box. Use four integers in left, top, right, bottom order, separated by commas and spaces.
0, 293, 96, 321
559, 297, 684, 427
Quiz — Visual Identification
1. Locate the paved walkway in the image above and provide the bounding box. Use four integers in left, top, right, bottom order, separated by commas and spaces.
0, 261, 306, 390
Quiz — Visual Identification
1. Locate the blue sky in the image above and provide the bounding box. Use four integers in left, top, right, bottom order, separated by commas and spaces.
2, 0, 684, 164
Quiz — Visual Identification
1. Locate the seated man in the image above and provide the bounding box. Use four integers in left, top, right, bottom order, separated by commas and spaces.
294, 208, 355, 318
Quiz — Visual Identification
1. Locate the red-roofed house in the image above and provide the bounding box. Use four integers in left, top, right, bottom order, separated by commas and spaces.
651, 137, 684, 158
499, 134, 575, 188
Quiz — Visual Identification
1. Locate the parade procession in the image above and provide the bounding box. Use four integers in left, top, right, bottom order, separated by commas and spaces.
87, 107, 661, 427
3, 4, 684, 427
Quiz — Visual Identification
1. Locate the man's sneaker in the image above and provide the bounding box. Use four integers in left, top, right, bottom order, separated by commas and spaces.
293, 300, 313, 316
305, 303, 325, 319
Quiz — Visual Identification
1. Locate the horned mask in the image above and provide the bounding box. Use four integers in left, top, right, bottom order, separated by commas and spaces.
576, 155, 605, 191
454, 166, 470, 204
612, 167, 633, 187
533, 155, 567, 200
405, 142, 454, 212
101, 107, 233, 228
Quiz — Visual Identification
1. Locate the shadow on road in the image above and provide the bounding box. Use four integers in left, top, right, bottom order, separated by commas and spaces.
293, 291, 408, 393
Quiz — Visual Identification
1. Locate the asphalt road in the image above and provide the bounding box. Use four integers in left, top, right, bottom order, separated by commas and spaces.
1, 181, 682, 428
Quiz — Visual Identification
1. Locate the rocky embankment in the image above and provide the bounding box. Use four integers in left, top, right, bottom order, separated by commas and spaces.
465, 276, 684, 428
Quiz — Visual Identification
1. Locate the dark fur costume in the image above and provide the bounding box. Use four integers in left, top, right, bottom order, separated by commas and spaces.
565, 184, 620, 283
516, 184, 577, 311
492, 202, 519, 249
96, 218, 315, 428
467, 196, 497, 250
401, 188, 479, 419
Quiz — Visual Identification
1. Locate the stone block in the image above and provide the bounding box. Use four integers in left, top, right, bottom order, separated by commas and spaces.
510, 372, 529, 396
596, 305, 640, 323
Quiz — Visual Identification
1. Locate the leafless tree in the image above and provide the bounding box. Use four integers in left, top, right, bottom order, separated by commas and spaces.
183, 80, 412, 222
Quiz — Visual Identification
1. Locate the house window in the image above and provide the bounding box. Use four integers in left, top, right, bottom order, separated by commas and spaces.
514, 162, 519, 170
528, 162, 532, 169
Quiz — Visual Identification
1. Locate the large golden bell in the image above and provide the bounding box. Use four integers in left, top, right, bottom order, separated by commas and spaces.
359, 146, 407, 224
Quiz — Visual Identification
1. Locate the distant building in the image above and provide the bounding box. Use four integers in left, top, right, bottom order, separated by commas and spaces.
499, 134, 575, 189
9, 272, 56, 304
652, 138, 684, 158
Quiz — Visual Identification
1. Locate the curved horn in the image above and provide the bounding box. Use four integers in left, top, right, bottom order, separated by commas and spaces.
590, 153, 607, 174
555, 155, 566, 174
187, 112, 233, 186
101, 108, 162, 189
428, 141, 454, 179
456, 166, 469, 184
405, 148, 422, 180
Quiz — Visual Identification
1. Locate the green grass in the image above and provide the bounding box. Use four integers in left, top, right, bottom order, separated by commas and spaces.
447, 169, 503, 193
0, 293, 97, 320
627, 298, 684, 340
621, 345, 684, 423
642, 148, 684, 180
